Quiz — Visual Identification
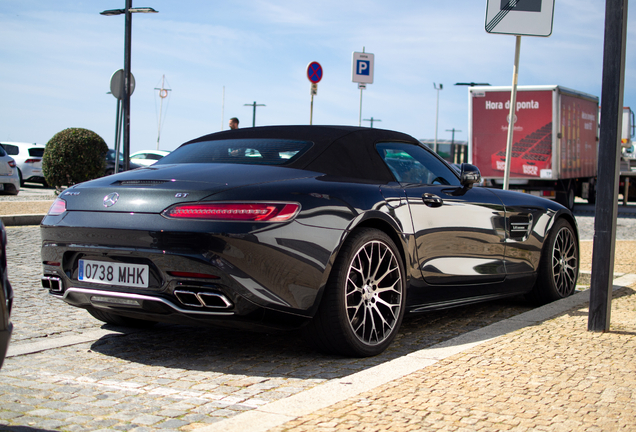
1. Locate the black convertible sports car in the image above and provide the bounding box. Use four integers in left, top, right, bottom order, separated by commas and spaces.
41, 126, 579, 357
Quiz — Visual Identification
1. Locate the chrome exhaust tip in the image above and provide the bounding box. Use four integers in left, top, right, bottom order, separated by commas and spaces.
42, 276, 63, 292
198, 292, 233, 309
174, 290, 203, 307
174, 289, 233, 309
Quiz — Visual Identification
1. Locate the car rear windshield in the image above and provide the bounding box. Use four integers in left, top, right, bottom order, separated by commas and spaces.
28, 148, 44, 157
157, 139, 313, 166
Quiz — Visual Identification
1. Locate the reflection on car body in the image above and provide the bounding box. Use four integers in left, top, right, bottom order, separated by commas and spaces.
41, 126, 579, 357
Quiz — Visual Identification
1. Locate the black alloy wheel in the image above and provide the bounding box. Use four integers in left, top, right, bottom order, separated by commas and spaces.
527, 219, 579, 304
306, 228, 406, 357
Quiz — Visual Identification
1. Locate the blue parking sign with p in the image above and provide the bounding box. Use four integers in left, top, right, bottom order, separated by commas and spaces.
357, 60, 370, 75
352, 51, 374, 84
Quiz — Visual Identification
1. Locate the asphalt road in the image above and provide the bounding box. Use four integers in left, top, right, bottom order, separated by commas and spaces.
0, 187, 635, 431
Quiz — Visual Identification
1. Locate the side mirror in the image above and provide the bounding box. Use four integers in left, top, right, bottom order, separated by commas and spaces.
460, 163, 481, 189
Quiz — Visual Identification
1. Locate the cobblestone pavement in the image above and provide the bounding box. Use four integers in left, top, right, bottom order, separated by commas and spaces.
0, 226, 537, 432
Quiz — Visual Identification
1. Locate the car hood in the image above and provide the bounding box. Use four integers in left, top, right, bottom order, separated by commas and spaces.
58, 163, 316, 213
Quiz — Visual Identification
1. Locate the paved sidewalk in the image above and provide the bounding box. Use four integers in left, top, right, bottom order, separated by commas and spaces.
273, 286, 636, 431
205, 277, 636, 432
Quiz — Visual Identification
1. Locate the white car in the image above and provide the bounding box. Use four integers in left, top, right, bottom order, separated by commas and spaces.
0, 146, 20, 195
0, 142, 46, 186
129, 150, 170, 167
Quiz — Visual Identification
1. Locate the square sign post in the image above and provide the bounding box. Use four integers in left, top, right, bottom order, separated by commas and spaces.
484, 0, 555, 192
352, 49, 374, 126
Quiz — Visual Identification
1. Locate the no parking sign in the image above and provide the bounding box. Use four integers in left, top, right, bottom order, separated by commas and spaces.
307, 62, 323, 84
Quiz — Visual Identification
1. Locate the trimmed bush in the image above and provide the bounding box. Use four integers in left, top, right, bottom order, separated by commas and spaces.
43, 128, 108, 188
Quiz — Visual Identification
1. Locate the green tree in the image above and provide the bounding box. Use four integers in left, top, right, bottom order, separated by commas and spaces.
43, 128, 108, 188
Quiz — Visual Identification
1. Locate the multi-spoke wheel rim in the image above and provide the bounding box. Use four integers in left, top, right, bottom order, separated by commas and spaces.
345, 240, 403, 346
552, 227, 578, 296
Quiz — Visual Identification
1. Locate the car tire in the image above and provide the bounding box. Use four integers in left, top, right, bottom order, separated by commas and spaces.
527, 218, 579, 305
306, 228, 406, 357
86, 307, 156, 328
17, 169, 24, 187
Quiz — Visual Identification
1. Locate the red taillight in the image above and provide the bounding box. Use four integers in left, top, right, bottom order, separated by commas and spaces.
24, 158, 41, 164
162, 202, 300, 222
48, 198, 67, 216
7, 161, 16, 168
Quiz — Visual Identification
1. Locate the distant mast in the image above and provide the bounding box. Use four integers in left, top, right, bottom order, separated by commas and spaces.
154, 75, 171, 150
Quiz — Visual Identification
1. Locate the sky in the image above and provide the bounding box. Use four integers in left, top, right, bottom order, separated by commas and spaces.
1, 0, 634, 155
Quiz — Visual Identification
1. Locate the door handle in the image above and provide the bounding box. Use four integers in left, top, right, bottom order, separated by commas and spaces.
422, 193, 443, 207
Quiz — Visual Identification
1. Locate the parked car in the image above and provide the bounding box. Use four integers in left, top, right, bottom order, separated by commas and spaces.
41, 126, 579, 357
0, 142, 46, 186
105, 149, 143, 176
0, 221, 13, 369
130, 150, 170, 167
0, 146, 20, 195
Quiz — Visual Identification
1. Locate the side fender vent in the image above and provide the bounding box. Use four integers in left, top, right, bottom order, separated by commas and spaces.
508, 214, 533, 241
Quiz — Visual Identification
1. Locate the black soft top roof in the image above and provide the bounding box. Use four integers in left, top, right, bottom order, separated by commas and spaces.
183, 125, 422, 182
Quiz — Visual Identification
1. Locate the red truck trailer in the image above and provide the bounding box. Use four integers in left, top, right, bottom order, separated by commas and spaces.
468, 85, 599, 209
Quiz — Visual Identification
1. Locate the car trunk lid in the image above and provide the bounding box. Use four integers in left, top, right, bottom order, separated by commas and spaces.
59, 163, 314, 213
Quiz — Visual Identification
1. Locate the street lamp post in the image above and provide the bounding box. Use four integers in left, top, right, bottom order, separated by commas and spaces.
101, 1, 158, 172
433, 83, 443, 155
363, 117, 381, 128
244, 101, 266, 127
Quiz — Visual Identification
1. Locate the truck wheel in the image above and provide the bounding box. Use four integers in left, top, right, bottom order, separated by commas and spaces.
558, 186, 575, 210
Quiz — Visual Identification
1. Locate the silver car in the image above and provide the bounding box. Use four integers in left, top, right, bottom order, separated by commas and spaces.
0, 142, 46, 186
0, 146, 20, 195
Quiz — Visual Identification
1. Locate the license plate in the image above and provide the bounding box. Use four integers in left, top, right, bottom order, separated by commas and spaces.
78, 259, 149, 288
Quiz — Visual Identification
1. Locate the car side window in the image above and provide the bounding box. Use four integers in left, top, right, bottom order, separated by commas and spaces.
377, 142, 460, 186
2, 145, 18, 156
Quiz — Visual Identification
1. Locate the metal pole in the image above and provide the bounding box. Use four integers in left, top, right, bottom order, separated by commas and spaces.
588, 0, 628, 332
123, 0, 132, 172
156, 75, 164, 150
310, 94, 314, 125
358, 88, 363, 127
503, 35, 521, 191
244, 101, 265, 127
434, 83, 442, 154
114, 98, 123, 174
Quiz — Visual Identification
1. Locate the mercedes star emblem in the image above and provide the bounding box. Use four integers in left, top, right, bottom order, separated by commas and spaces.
103, 192, 120, 208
